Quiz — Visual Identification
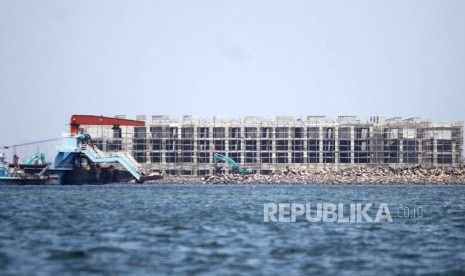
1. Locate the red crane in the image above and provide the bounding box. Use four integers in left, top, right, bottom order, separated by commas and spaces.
70, 115, 145, 135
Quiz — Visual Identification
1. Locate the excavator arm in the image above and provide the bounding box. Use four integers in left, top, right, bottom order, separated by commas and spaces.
213, 153, 239, 167
213, 153, 252, 174
70, 115, 145, 135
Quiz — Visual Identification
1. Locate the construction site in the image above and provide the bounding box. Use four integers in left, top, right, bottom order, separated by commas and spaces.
77, 115, 464, 176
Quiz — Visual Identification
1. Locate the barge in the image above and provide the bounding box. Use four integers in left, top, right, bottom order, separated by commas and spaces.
0, 153, 59, 185
1, 115, 162, 185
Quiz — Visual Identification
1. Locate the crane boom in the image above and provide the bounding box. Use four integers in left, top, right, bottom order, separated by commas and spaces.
70, 115, 145, 135
3, 138, 60, 149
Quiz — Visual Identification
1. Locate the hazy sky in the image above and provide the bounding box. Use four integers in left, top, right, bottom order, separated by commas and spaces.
0, 1, 464, 158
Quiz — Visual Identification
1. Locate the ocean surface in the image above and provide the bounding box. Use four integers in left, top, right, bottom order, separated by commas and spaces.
0, 184, 464, 275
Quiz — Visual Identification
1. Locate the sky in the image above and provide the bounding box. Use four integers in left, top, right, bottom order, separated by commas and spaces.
0, 0, 464, 160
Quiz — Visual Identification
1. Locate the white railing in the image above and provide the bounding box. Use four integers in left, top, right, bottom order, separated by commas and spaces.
80, 143, 146, 176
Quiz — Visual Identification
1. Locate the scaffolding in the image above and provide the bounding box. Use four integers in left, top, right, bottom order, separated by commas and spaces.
80, 115, 464, 176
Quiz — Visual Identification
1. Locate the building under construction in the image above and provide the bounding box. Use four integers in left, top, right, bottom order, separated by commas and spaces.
80, 115, 464, 176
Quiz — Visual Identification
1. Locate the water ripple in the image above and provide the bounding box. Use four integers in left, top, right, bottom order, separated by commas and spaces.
0, 184, 464, 275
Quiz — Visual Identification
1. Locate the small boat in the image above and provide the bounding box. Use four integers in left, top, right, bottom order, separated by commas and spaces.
0, 153, 59, 185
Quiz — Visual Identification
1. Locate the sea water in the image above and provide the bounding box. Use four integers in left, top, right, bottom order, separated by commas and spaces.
0, 184, 464, 275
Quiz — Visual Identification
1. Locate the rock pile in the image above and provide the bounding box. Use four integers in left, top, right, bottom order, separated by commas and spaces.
200, 165, 465, 185
140, 165, 465, 184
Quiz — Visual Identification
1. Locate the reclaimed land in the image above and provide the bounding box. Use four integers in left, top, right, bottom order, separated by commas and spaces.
144, 166, 465, 185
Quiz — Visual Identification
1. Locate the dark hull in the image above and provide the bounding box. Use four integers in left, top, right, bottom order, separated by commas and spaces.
50, 167, 134, 185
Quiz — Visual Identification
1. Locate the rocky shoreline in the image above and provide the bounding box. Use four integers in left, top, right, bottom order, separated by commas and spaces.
144, 166, 465, 185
